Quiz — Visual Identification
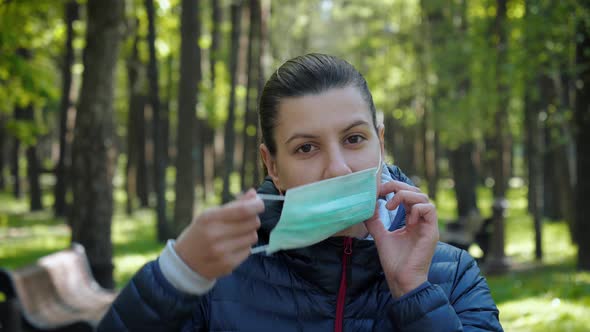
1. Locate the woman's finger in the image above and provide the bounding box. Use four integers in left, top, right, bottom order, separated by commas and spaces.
220, 216, 262, 237
207, 198, 265, 223
406, 203, 437, 227
379, 180, 421, 197
385, 190, 430, 210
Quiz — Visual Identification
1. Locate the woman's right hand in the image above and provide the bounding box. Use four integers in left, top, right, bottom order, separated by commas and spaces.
174, 189, 265, 280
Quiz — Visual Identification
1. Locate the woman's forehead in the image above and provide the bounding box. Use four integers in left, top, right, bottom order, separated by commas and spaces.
274, 87, 372, 135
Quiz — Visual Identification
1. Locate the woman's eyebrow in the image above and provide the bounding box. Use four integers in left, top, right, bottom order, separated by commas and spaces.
284, 120, 369, 144
285, 133, 319, 144
340, 120, 370, 133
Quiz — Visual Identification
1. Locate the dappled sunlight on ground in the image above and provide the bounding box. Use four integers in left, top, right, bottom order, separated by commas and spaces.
499, 297, 590, 331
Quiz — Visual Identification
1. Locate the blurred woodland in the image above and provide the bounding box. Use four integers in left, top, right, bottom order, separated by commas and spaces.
0, 0, 589, 309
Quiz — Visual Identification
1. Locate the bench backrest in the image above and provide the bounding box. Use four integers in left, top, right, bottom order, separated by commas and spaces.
2, 243, 117, 330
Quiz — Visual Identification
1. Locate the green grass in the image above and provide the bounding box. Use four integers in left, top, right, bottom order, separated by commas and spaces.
433, 183, 590, 331
0, 191, 164, 289
1, 181, 589, 331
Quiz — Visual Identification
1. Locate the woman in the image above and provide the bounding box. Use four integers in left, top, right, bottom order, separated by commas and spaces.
99, 54, 503, 331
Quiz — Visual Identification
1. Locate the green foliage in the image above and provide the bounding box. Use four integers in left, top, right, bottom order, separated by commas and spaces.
201, 61, 231, 127
0, 1, 61, 114
5, 118, 47, 146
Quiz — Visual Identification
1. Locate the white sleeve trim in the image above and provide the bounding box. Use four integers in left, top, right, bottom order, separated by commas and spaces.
158, 239, 216, 295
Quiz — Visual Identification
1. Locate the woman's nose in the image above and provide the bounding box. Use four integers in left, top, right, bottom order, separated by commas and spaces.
323, 150, 352, 179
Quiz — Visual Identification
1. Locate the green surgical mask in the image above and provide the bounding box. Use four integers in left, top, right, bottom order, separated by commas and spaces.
253, 159, 382, 255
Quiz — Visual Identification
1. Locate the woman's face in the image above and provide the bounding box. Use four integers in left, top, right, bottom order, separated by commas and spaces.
261, 86, 384, 192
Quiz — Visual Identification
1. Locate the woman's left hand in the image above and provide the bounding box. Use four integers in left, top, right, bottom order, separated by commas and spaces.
364, 180, 439, 298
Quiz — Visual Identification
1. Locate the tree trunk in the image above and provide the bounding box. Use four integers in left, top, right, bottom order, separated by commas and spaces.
22, 106, 42, 211
174, 0, 201, 234
575, 8, 590, 270
524, 76, 547, 261
69, 0, 124, 289
532, 100, 544, 261
11, 137, 20, 199
203, 123, 215, 199
54, 0, 78, 217
222, 1, 243, 203
209, 0, 224, 186
136, 98, 149, 207
125, 25, 149, 211
449, 143, 479, 218
0, 118, 6, 190
163, 54, 172, 166
195, 118, 206, 198
253, 0, 269, 186
26, 146, 42, 211
145, 0, 170, 242
240, 0, 261, 191
126, 100, 137, 215
487, 0, 510, 273
11, 107, 22, 199
553, 73, 576, 241
543, 131, 561, 220
125, 30, 140, 215
385, 115, 414, 174
422, 112, 438, 199
420, 0, 446, 200
449, 0, 479, 221
210, 0, 222, 85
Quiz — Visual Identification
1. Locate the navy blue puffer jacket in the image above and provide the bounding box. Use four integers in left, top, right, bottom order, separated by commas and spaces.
99, 165, 503, 332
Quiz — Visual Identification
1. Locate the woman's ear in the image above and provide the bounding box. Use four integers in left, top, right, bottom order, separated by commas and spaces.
260, 144, 282, 191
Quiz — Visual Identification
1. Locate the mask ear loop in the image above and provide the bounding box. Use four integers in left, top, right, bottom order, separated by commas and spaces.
376, 149, 383, 175
250, 244, 269, 255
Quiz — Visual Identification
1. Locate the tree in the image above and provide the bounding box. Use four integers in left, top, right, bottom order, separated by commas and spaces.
210, 0, 223, 85
448, 0, 481, 222
125, 21, 149, 214
240, 0, 262, 190
0, 117, 6, 190
11, 107, 22, 199
145, 0, 170, 241
23, 105, 42, 211
522, 0, 548, 261
449, 143, 479, 218
174, 0, 201, 234
222, 0, 243, 203
419, 0, 443, 201
69, 0, 125, 289
575, 4, 590, 270
487, 0, 511, 273
54, 0, 78, 217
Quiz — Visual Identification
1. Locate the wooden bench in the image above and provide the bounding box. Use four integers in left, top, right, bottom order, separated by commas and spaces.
0, 243, 117, 331
441, 213, 493, 261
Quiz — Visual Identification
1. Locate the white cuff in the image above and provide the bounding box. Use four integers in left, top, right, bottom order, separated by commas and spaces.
158, 239, 216, 295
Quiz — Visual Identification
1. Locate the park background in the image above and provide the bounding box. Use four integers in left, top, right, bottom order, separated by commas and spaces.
1, 0, 589, 330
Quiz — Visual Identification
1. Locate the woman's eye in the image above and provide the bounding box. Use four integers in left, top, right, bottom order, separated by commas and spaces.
296, 144, 315, 153
346, 135, 365, 145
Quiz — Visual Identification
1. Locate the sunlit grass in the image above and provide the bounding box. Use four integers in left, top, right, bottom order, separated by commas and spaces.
499, 297, 590, 331
0, 191, 164, 289
1, 179, 589, 330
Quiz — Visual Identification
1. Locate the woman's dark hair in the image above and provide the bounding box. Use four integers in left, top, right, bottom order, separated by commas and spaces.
259, 53, 377, 155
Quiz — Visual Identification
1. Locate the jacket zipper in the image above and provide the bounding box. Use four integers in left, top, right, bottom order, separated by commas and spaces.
335, 237, 353, 332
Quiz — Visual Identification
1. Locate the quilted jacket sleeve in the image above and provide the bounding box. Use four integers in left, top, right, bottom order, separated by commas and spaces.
387, 248, 503, 331
97, 260, 207, 332
386, 165, 502, 331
